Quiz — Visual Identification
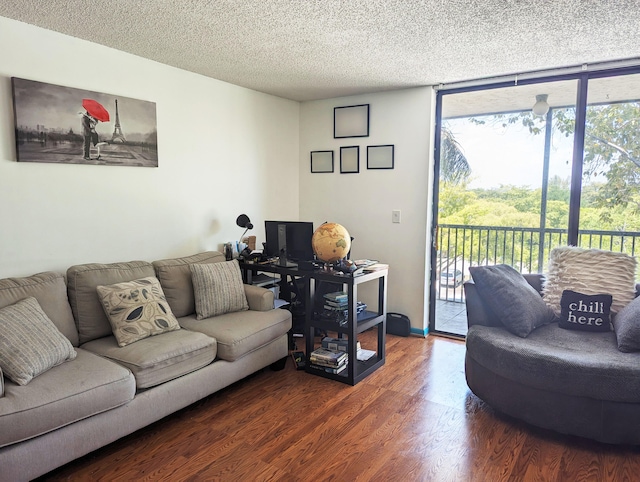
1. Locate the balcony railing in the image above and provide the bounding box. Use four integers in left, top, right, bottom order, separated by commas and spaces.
436, 224, 640, 302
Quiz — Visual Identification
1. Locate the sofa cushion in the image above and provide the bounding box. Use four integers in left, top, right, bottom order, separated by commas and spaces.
559, 289, 612, 332
191, 260, 249, 319
469, 264, 555, 337
543, 246, 636, 316
0, 271, 78, 346
0, 297, 77, 386
179, 308, 291, 361
153, 251, 226, 317
0, 348, 135, 448
612, 295, 640, 352
466, 324, 640, 403
67, 261, 156, 344
97, 277, 181, 347
80, 329, 216, 389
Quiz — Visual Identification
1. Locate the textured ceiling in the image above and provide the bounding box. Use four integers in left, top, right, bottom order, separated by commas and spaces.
1, 0, 640, 101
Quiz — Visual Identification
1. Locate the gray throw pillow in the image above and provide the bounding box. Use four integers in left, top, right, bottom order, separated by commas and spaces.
612, 296, 640, 352
0, 297, 77, 385
469, 264, 556, 338
190, 260, 249, 319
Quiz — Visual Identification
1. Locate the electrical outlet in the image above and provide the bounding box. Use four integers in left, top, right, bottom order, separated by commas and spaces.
392, 210, 401, 223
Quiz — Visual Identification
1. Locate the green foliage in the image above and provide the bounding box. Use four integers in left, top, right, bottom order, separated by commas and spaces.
472, 102, 640, 211
440, 125, 471, 185
439, 98, 640, 272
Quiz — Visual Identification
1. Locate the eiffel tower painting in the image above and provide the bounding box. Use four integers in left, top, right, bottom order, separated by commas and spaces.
111, 99, 126, 143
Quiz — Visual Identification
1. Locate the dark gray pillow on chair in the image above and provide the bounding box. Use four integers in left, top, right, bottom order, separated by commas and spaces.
612, 296, 640, 352
469, 264, 556, 338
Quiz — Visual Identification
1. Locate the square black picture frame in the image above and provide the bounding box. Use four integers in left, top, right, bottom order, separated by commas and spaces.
334, 104, 369, 138
367, 144, 394, 169
340, 146, 360, 174
310, 150, 334, 173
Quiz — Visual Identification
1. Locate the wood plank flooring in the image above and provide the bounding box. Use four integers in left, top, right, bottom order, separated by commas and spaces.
39, 332, 640, 481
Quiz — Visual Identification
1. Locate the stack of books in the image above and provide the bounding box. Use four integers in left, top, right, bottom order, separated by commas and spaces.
322, 291, 367, 320
321, 291, 349, 325
309, 347, 348, 374
322, 337, 376, 362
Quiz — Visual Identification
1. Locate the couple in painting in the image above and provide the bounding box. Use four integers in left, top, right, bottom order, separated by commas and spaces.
80, 98, 109, 161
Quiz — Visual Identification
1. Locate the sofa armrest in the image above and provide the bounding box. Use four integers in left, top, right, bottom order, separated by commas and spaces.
244, 284, 275, 311
0, 367, 4, 398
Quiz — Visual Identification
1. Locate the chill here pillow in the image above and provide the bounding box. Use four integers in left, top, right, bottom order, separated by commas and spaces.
559, 290, 612, 332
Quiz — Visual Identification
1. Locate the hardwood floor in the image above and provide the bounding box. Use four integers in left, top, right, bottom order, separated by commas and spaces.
40, 332, 640, 481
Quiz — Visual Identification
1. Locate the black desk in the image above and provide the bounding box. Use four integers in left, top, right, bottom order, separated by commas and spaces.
239, 261, 388, 385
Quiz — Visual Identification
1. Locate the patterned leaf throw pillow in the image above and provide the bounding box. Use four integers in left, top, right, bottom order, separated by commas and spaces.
96, 276, 180, 347
190, 260, 249, 319
559, 289, 613, 332
0, 297, 77, 385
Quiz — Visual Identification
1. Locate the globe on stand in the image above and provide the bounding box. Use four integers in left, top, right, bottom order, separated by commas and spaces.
311, 223, 351, 266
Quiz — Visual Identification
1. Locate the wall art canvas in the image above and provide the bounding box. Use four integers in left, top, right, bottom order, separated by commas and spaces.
11, 77, 158, 167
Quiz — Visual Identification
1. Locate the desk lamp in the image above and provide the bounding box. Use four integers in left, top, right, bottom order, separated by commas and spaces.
236, 214, 253, 241
236, 214, 254, 258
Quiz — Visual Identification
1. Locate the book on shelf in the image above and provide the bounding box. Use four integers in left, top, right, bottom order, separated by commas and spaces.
323, 304, 348, 312
353, 259, 378, 268
291, 351, 306, 370
356, 348, 376, 361
307, 363, 348, 375
310, 347, 347, 366
352, 259, 379, 275
322, 337, 361, 353
324, 299, 348, 308
322, 301, 367, 312
324, 291, 348, 302
310, 354, 347, 367
322, 363, 347, 374
310, 358, 347, 369
363, 263, 389, 273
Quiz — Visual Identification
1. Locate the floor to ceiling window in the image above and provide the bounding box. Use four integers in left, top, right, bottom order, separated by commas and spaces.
430, 67, 640, 337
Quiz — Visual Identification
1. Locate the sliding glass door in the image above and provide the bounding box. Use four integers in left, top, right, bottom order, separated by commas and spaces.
430, 68, 640, 337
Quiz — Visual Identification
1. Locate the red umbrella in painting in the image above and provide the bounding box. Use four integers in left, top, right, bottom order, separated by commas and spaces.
82, 99, 110, 122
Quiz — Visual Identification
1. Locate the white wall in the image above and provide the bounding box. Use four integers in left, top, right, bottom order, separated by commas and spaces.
0, 17, 300, 278
300, 88, 434, 334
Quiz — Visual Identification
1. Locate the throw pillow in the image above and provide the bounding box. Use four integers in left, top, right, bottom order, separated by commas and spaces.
190, 260, 249, 320
612, 296, 640, 352
543, 246, 636, 316
96, 277, 180, 347
558, 289, 612, 332
0, 297, 77, 386
469, 264, 555, 338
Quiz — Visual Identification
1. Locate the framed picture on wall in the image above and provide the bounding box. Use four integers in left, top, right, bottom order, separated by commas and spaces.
340, 146, 360, 173
334, 104, 369, 138
11, 77, 158, 167
367, 144, 394, 169
311, 150, 334, 173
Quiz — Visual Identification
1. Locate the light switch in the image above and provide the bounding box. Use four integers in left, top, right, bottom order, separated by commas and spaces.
392, 210, 401, 223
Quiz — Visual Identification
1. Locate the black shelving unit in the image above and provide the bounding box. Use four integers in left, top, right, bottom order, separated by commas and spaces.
304, 268, 388, 385
239, 260, 388, 385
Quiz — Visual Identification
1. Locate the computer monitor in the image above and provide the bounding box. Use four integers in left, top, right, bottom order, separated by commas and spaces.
264, 221, 314, 265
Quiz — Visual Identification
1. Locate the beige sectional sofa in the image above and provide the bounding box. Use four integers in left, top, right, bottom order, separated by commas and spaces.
0, 251, 291, 481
